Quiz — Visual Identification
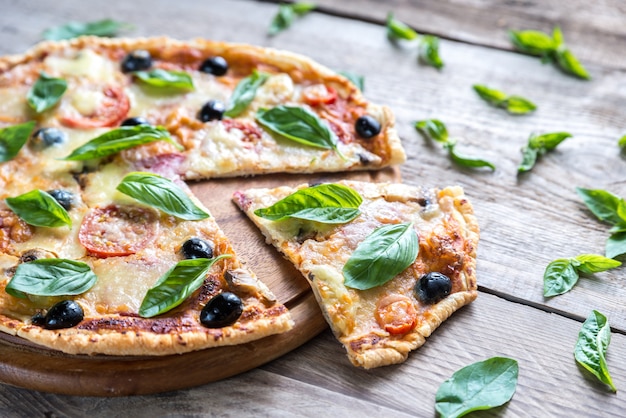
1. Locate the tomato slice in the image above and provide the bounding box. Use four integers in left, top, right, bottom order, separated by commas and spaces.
61, 86, 130, 129
375, 295, 417, 335
79, 205, 158, 257
302, 84, 337, 106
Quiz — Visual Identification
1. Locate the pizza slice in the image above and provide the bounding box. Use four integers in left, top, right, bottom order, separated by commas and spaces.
233, 180, 479, 368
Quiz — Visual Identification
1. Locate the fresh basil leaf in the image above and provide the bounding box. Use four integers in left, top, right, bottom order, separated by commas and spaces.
116, 172, 209, 220
518, 146, 538, 173
256, 106, 344, 158
42, 19, 132, 40
619, 135, 626, 148
606, 232, 626, 259
543, 258, 579, 297
555, 48, 591, 80
503, 96, 537, 114
62, 125, 181, 160
472, 84, 507, 104
224, 71, 270, 118
6, 258, 97, 298
419, 35, 444, 69
574, 310, 617, 392
134, 69, 194, 91
139, 255, 231, 318
5, 189, 72, 228
254, 183, 362, 224
343, 222, 418, 290
414, 119, 448, 143
445, 142, 496, 171
268, 2, 315, 36
529, 132, 572, 151
435, 357, 519, 418
552, 26, 564, 48
27, 72, 67, 113
386, 12, 418, 41
576, 187, 626, 226
0, 121, 36, 162
338, 71, 364, 92
508, 29, 555, 56
573, 254, 621, 274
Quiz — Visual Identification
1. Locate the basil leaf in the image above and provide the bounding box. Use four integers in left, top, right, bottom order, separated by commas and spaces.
473, 85, 536, 115
42, 19, 132, 40
254, 183, 362, 224
445, 141, 495, 171
139, 255, 231, 318
27, 72, 67, 113
529, 132, 572, 151
518, 146, 538, 173
573, 254, 621, 274
386, 12, 418, 41
508, 29, 555, 56
576, 187, 626, 226
0, 121, 36, 163
574, 310, 617, 392
543, 258, 578, 297
414, 119, 448, 143
224, 71, 270, 118
606, 232, 626, 259
552, 26, 565, 48
555, 48, 591, 80
5, 189, 72, 228
419, 35, 444, 69
472, 84, 507, 104
618, 135, 626, 148
268, 2, 315, 36
338, 71, 364, 92
134, 69, 194, 91
62, 125, 181, 160
435, 357, 519, 418
116, 172, 209, 220
256, 106, 343, 157
343, 222, 418, 290
6, 258, 97, 298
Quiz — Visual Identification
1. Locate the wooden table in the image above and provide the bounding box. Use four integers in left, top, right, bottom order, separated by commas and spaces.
1, 0, 625, 415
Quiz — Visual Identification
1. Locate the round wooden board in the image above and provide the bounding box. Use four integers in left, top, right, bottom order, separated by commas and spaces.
0, 168, 400, 396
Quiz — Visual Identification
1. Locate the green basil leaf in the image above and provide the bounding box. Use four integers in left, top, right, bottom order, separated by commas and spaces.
256, 106, 343, 157
62, 125, 181, 160
618, 135, 626, 148
543, 258, 579, 297
134, 69, 194, 91
472, 84, 507, 105
445, 142, 495, 171
268, 2, 315, 36
27, 72, 67, 113
338, 71, 364, 92
517, 146, 538, 173
116, 172, 209, 220
573, 254, 621, 274
508, 29, 555, 56
386, 12, 418, 41
552, 26, 564, 48
0, 121, 36, 163
139, 255, 231, 318
254, 183, 362, 223
576, 188, 625, 226
5, 189, 72, 228
6, 258, 97, 298
503, 96, 537, 114
606, 232, 626, 259
574, 310, 617, 392
419, 35, 444, 69
343, 222, 418, 290
42, 19, 132, 40
414, 119, 448, 143
224, 71, 270, 118
528, 132, 572, 151
435, 357, 519, 418
555, 48, 591, 80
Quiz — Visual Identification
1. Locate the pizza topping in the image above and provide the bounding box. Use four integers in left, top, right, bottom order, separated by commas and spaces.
5, 189, 72, 228
133, 69, 195, 92
224, 70, 270, 118
19, 248, 57, 263
224, 269, 277, 303
43, 300, 84, 330
27, 72, 68, 113
181, 237, 214, 259
375, 294, 417, 335
355, 115, 381, 139
32, 127, 67, 147
198, 99, 226, 122
0, 121, 35, 163
0, 210, 33, 250
199, 56, 229, 76
78, 204, 158, 257
46, 189, 74, 211
302, 84, 337, 106
121, 49, 153, 73
415, 272, 452, 304
60, 86, 130, 129
121, 116, 151, 127
200, 292, 243, 328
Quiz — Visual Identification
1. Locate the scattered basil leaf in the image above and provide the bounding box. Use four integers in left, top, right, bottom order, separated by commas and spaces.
574, 310, 617, 392
419, 35, 444, 69
27, 72, 67, 113
618, 135, 626, 148
606, 232, 626, 259
268, 2, 316, 36
472, 85, 536, 115
445, 141, 496, 171
575, 188, 626, 226
5, 189, 72, 228
6, 258, 97, 298
555, 48, 591, 80
116, 172, 209, 220
518, 146, 539, 173
42, 19, 132, 40
518, 132, 572, 173
139, 255, 231, 318
256, 106, 344, 158
343, 222, 418, 290
254, 183, 362, 224
435, 357, 519, 418
414, 119, 448, 143
134, 69, 195, 91
224, 70, 270, 118
62, 125, 182, 160
0, 121, 36, 162
543, 254, 621, 297
473, 84, 507, 104
386, 12, 418, 42
574, 253, 622, 274
338, 71, 364, 92
508, 29, 555, 57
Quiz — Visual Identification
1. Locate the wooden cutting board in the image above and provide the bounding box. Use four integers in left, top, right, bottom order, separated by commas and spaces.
0, 168, 400, 396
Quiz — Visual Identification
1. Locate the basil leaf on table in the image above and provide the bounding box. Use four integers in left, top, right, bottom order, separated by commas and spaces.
575, 310, 617, 392
0, 121, 36, 163
419, 35, 444, 69
338, 71, 364, 92
5, 189, 72, 228
386, 12, 418, 41
27, 72, 67, 113
472, 85, 536, 115
224, 71, 270, 118
62, 125, 182, 160
414, 119, 448, 143
139, 255, 231, 318
43, 19, 132, 40
256, 106, 344, 158
445, 141, 496, 171
508, 29, 555, 57
268, 2, 316, 36
134, 69, 195, 91
517, 132, 572, 173
6, 259, 97, 299
543, 254, 621, 297
605, 232, 626, 259
435, 357, 519, 418
254, 183, 362, 224
576, 187, 626, 258
343, 222, 418, 290
116, 172, 209, 220
618, 135, 626, 148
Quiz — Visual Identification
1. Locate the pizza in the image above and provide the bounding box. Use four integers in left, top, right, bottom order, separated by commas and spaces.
233, 180, 479, 368
0, 36, 405, 356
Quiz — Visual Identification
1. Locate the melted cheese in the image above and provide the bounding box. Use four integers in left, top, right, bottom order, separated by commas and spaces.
43, 49, 116, 82
70, 89, 105, 116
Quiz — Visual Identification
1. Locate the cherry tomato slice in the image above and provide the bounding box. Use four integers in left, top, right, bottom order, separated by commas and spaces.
79, 205, 158, 258
301, 84, 337, 106
61, 86, 130, 129
375, 295, 417, 335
